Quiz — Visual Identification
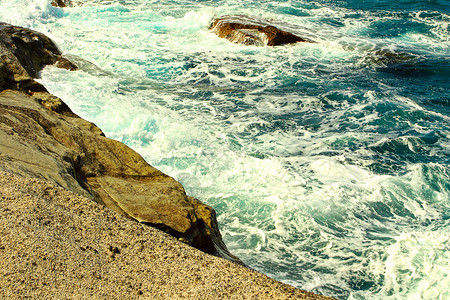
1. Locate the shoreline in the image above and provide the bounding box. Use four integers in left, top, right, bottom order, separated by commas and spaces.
0, 171, 330, 299
0, 20, 334, 299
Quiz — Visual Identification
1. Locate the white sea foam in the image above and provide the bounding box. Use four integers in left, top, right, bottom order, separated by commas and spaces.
0, 0, 54, 28
9, 0, 450, 298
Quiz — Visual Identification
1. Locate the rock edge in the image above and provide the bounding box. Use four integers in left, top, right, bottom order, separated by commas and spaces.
210, 15, 314, 46
0, 22, 240, 263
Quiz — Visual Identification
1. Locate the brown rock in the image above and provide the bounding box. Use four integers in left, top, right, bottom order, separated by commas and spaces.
55, 57, 78, 71
0, 21, 334, 300
0, 172, 334, 299
51, 0, 72, 7
210, 15, 313, 46
0, 22, 77, 92
0, 22, 240, 263
0, 89, 234, 258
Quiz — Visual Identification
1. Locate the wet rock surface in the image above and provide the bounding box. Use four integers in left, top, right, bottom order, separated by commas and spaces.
0, 23, 77, 92
210, 15, 314, 46
51, 0, 73, 7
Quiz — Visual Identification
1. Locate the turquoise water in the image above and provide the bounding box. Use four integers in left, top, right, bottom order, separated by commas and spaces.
1, 0, 449, 298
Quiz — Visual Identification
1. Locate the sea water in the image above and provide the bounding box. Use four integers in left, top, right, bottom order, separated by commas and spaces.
1, 0, 449, 298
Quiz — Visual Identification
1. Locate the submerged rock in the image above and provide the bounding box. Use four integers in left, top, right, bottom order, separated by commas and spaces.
367, 48, 418, 68
0, 23, 241, 264
210, 15, 313, 46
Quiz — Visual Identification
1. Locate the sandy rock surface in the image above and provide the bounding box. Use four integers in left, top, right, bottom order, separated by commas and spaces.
0, 171, 331, 299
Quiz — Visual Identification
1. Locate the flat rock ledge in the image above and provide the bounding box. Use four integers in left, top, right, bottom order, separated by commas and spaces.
210, 15, 314, 46
0, 22, 238, 263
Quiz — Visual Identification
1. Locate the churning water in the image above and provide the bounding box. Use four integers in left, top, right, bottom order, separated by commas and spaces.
1, 0, 449, 298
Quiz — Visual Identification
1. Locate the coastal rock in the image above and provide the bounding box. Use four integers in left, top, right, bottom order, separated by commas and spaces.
0, 22, 77, 92
51, 0, 72, 7
0, 23, 240, 263
0, 172, 333, 299
210, 15, 313, 46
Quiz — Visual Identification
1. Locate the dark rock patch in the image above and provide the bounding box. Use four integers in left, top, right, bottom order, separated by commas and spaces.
0, 22, 78, 92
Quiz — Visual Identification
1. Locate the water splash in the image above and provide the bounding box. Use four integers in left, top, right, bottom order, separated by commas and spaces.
9, 0, 449, 298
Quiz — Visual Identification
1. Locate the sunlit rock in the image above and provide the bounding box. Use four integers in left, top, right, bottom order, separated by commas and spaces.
0, 22, 242, 264
210, 15, 313, 46
51, 0, 72, 7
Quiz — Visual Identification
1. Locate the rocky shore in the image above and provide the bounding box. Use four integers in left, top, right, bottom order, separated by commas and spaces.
0, 21, 236, 262
0, 172, 331, 299
0, 18, 333, 300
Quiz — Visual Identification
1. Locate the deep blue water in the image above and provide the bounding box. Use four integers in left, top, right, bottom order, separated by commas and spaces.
1, 0, 449, 298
